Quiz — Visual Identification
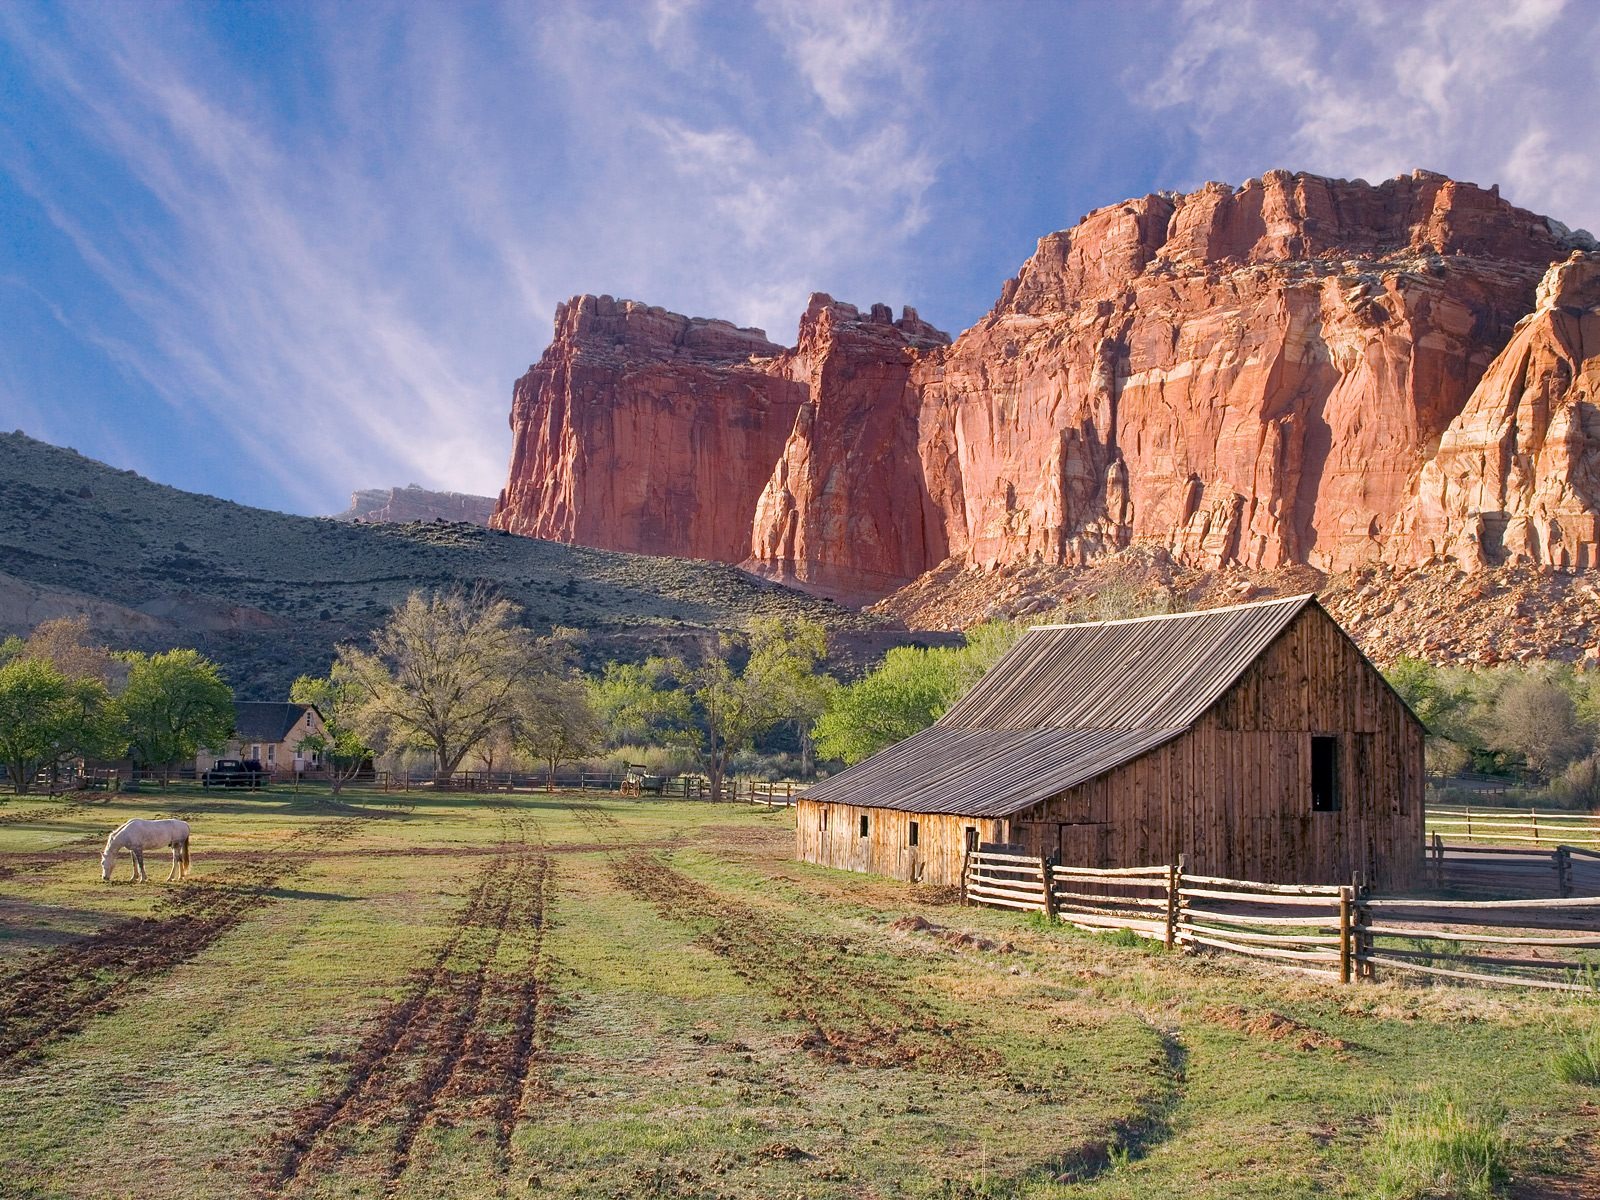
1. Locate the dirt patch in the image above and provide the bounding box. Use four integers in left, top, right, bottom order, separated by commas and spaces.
888, 914, 1015, 953
1203, 1004, 1350, 1052
264, 816, 554, 1195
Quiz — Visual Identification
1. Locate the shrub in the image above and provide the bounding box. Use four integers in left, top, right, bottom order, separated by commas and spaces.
1370, 1095, 1507, 1200
1552, 1029, 1600, 1086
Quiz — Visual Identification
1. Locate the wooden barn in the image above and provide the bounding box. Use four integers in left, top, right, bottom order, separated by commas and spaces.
797, 595, 1425, 892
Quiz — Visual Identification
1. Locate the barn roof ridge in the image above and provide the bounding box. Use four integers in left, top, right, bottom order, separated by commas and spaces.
1024, 592, 1316, 632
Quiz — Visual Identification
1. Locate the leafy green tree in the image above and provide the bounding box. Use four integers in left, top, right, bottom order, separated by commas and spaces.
120, 649, 234, 783
741, 617, 835, 778
336, 589, 531, 785
811, 620, 1023, 767
289, 668, 372, 794
592, 658, 693, 747
0, 658, 123, 793
515, 673, 605, 789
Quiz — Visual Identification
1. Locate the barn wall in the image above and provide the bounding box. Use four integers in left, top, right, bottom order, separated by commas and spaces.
794, 800, 1006, 887
1013, 606, 1425, 890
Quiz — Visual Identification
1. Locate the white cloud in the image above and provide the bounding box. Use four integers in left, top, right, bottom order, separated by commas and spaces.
1145, 0, 1600, 234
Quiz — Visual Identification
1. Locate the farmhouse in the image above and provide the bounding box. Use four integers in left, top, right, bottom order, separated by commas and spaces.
798, 595, 1425, 891
197, 701, 326, 778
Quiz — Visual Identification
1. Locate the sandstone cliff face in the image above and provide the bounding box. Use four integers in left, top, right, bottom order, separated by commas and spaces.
1386, 251, 1600, 570
494, 170, 1599, 604
744, 296, 951, 605
921, 170, 1573, 577
335, 486, 496, 525
492, 295, 806, 562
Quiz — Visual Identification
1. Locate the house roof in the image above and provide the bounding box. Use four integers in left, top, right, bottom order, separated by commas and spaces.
233, 701, 315, 743
804, 594, 1320, 818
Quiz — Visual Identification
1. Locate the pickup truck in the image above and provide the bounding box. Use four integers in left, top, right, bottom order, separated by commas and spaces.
202, 759, 267, 789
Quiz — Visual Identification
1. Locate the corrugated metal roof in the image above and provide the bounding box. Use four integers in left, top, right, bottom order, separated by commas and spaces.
805, 594, 1319, 818
940, 593, 1314, 731
802, 725, 1187, 816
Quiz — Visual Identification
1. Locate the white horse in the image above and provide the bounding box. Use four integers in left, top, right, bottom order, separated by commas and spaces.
101, 818, 191, 883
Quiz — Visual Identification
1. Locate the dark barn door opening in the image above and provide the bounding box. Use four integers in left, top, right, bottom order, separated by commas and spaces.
1311, 735, 1340, 812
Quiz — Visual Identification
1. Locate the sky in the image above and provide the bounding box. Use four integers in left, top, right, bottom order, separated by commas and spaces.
2, 0, 1598, 516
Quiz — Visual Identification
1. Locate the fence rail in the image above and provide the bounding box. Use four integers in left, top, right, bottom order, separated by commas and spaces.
961, 848, 1600, 991
1425, 805, 1600, 849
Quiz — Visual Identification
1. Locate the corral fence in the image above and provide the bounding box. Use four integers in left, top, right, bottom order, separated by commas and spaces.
1426, 805, 1600, 849
1425, 833, 1600, 898
962, 847, 1600, 992
345, 770, 800, 805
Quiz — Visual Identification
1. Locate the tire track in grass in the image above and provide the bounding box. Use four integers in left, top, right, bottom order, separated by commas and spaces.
0, 821, 362, 1067
580, 802, 1190, 1191
265, 815, 555, 1196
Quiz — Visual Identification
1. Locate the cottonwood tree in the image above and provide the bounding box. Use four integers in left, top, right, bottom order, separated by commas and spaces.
740, 617, 834, 778
23, 616, 122, 687
336, 589, 531, 785
289, 669, 372, 794
0, 658, 122, 793
120, 649, 235, 784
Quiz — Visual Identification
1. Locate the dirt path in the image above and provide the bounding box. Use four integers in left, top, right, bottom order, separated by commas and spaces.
0, 822, 361, 1067
265, 815, 554, 1196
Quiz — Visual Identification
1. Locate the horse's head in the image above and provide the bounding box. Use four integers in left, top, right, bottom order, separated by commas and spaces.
100, 838, 116, 882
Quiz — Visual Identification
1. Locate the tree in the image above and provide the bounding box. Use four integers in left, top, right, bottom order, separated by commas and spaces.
120, 649, 235, 783
289, 669, 372, 794
23, 616, 121, 686
516, 674, 605, 789
336, 589, 531, 785
0, 658, 122, 793
811, 620, 1023, 767
592, 658, 693, 746
740, 617, 834, 778
1485, 666, 1592, 779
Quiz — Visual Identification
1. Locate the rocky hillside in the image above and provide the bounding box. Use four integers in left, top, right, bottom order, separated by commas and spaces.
0, 433, 889, 697
491, 169, 1600, 614
332, 485, 496, 526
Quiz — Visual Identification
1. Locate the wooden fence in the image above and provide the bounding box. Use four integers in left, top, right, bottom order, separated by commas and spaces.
962, 848, 1600, 991
1425, 805, 1600, 849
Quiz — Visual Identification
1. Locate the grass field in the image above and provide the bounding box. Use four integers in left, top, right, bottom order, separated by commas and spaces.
0, 790, 1596, 1199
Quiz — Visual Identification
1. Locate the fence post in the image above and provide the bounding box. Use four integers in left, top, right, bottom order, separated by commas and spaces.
1557, 845, 1572, 898
1338, 885, 1353, 985
1466, 804, 1473, 842
1171, 854, 1187, 951
1431, 832, 1444, 889
960, 851, 971, 906
1353, 876, 1373, 981
1532, 808, 1540, 847
1041, 855, 1056, 920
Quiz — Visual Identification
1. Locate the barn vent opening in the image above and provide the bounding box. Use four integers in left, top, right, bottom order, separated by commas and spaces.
819, 807, 828, 831
964, 827, 978, 852
909, 821, 919, 847
859, 814, 869, 838
1311, 735, 1340, 812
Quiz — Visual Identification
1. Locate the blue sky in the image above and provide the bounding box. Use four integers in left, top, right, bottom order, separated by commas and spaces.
3, 0, 1597, 516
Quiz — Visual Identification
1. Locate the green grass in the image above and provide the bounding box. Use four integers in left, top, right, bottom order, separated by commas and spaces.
1552, 1027, 1600, 1085
1, 787, 1597, 1198
1370, 1095, 1508, 1200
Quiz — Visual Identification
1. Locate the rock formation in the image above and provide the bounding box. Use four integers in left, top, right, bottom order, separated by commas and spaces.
492, 294, 806, 563
334, 485, 496, 526
492, 170, 1600, 604
1386, 251, 1600, 570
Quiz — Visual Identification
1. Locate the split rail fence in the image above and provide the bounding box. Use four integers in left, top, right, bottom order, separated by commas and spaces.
1425, 805, 1600, 849
962, 848, 1600, 991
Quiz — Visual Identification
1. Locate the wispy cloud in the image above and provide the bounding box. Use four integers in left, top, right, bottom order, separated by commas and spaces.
1144, 0, 1600, 234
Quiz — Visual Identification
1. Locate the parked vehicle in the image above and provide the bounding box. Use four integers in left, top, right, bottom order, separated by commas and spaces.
202, 758, 267, 789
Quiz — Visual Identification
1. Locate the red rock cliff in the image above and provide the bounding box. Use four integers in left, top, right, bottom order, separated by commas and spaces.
494, 171, 1597, 601
491, 295, 805, 562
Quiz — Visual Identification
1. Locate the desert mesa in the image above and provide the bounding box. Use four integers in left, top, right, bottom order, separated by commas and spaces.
490, 168, 1600, 607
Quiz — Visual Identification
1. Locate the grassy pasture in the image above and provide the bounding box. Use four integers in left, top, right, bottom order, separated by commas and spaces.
0, 790, 1596, 1199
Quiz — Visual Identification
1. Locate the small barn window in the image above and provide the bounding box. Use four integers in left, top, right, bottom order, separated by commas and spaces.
964, 826, 978, 852
1311, 735, 1340, 812
909, 821, 919, 847
859, 814, 869, 838
819, 806, 828, 832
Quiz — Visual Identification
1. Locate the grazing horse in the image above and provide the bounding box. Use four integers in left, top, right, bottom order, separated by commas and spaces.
101, 818, 191, 883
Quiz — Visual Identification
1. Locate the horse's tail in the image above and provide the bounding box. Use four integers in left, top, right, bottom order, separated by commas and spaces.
181, 838, 191, 874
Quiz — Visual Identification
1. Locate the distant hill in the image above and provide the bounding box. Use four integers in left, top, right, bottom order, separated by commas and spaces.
0, 432, 891, 698
331, 485, 496, 526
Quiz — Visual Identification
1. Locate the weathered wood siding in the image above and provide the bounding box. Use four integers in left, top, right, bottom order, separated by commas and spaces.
793, 800, 1007, 887
796, 604, 1424, 892
1014, 605, 1424, 890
